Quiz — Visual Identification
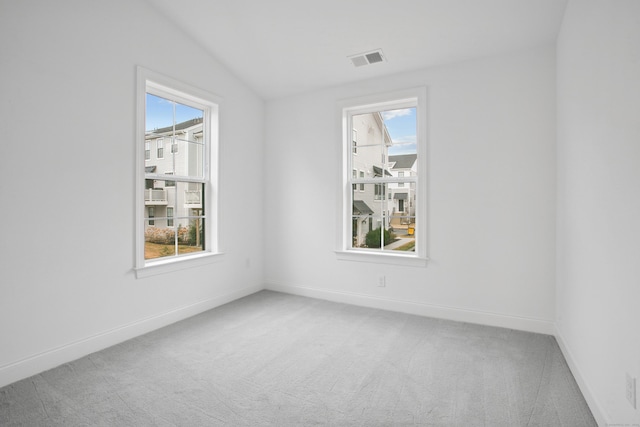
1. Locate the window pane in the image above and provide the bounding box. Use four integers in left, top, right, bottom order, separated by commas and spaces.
144, 184, 172, 208
169, 137, 204, 179
388, 215, 416, 252
352, 183, 390, 250
175, 102, 203, 126
176, 181, 204, 212
351, 112, 390, 180
350, 108, 418, 180
382, 107, 417, 158
144, 220, 176, 260
177, 218, 205, 255
350, 181, 414, 251
145, 95, 204, 180
144, 216, 205, 260
146, 93, 174, 132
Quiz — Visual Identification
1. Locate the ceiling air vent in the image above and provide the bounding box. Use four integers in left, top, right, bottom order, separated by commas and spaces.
348, 49, 386, 67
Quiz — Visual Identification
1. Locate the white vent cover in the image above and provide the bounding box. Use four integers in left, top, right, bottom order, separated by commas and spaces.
348, 49, 386, 67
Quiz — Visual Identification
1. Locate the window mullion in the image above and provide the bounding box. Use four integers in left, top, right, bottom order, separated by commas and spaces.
144, 174, 206, 184
350, 177, 416, 184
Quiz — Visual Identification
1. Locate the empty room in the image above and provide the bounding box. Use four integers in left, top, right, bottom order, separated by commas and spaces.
1, 0, 638, 425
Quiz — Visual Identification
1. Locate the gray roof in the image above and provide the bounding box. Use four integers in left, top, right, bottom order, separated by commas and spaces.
353, 200, 374, 215
394, 193, 408, 200
389, 154, 417, 169
147, 117, 203, 135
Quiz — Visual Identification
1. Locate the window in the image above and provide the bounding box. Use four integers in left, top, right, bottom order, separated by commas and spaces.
164, 171, 175, 187
374, 183, 385, 200
148, 207, 155, 226
156, 139, 164, 158
167, 207, 174, 227
136, 67, 221, 277
352, 129, 358, 154
338, 88, 427, 266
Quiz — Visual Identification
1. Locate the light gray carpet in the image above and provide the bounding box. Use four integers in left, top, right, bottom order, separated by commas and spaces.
0, 290, 595, 426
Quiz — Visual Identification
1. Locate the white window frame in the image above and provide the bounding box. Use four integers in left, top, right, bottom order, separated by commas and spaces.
336, 87, 428, 267
135, 66, 222, 278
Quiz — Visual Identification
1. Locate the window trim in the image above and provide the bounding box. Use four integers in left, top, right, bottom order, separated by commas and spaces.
336, 87, 428, 266
135, 66, 223, 278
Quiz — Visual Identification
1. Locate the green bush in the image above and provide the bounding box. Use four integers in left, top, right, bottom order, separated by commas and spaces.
365, 227, 395, 248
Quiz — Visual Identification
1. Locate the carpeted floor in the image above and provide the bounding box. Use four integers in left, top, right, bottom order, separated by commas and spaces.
0, 290, 595, 426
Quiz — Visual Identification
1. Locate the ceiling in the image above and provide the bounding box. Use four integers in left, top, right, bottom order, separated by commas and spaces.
146, 0, 568, 100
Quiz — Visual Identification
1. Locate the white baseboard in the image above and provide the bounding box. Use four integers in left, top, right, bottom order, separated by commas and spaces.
264, 281, 555, 335
555, 326, 608, 427
0, 284, 263, 389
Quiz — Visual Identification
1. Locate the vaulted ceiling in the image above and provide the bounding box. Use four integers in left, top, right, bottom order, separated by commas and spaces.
146, 0, 568, 99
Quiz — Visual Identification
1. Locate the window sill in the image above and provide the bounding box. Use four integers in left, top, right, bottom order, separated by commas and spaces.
135, 252, 225, 279
335, 250, 428, 267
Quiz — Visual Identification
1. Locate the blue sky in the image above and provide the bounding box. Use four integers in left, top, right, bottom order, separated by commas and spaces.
146, 94, 415, 155
146, 94, 202, 132
381, 108, 417, 156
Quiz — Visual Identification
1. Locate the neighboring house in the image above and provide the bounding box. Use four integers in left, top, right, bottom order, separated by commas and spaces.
388, 153, 417, 230
144, 118, 204, 235
351, 112, 392, 246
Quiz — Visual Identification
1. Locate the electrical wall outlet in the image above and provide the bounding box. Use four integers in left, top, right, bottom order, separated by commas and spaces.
627, 373, 637, 409
378, 276, 386, 287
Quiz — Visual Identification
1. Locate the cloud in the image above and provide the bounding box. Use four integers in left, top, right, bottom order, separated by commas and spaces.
381, 108, 413, 121
389, 135, 417, 155
393, 135, 416, 143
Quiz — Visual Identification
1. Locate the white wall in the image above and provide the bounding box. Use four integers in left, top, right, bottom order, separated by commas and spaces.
0, 0, 264, 387
264, 45, 557, 334
556, 1, 640, 425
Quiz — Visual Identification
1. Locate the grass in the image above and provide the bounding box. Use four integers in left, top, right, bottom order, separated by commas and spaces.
394, 240, 416, 251
145, 242, 203, 260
